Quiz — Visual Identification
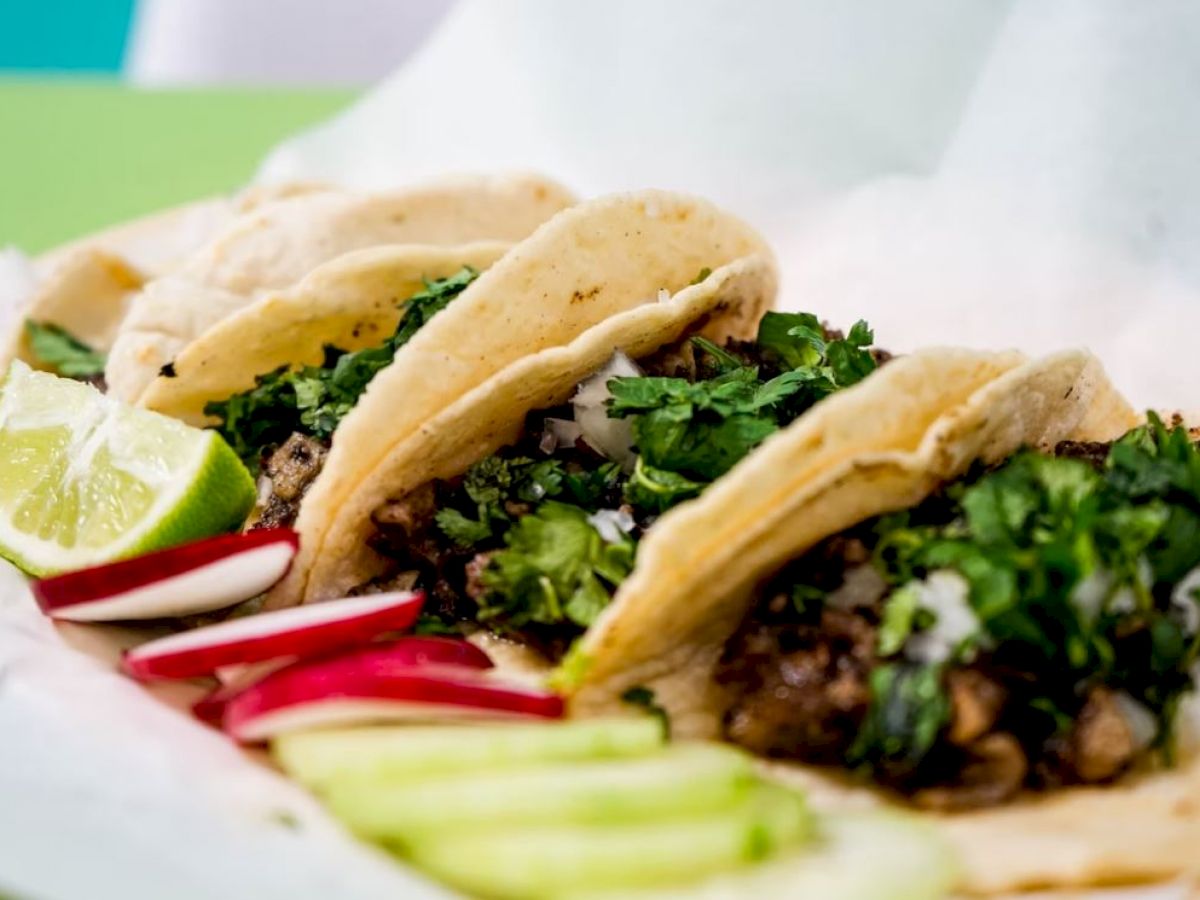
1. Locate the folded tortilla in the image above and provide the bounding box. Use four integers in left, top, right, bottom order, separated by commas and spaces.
105, 173, 577, 403
561, 342, 1200, 894
267, 189, 779, 609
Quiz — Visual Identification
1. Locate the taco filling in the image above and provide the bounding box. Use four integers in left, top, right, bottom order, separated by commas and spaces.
355, 308, 888, 658
24, 320, 108, 389
203, 266, 482, 520
716, 414, 1200, 810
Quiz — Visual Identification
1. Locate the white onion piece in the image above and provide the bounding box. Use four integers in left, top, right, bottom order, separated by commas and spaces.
540, 417, 583, 455
572, 351, 641, 470
903, 570, 980, 665
587, 508, 635, 544
656, 287, 672, 303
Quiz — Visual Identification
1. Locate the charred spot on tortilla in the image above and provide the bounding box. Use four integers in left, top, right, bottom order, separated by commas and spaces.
159, 362, 177, 378
353, 312, 886, 657
717, 414, 1200, 810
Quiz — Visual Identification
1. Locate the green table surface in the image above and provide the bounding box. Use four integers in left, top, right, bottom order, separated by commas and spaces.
0, 80, 356, 253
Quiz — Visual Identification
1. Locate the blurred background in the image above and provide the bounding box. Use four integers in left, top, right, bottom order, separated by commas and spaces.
2, 0, 1199, 409
0, 0, 453, 250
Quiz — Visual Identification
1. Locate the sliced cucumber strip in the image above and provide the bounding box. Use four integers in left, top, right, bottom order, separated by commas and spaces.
407, 784, 814, 898
329, 743, 756, 840
273, 716, 664, 790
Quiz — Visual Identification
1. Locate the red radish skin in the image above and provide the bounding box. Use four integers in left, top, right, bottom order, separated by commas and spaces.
195, 637, 494, 727
32, 530, 299, 622
223, 644, 558, 742
122, 591, 426, 680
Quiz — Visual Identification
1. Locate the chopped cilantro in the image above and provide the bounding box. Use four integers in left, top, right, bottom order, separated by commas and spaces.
848, 663, 950, 776
606, 313, 878, 510
689, 267, 713, 285
854, 413, 1200, 765
24, 321, 106, 379
412, 613, 459, 636
206, 266, 479, 466
435, 456, 566, 548
478, 501, 635, 628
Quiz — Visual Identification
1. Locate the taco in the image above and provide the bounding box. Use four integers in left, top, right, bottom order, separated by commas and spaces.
105, 173, 577, 402
225, 190, 769, 609
4, 183, 335, 382
564, 341, 1200, 892
278, 222, 1120, 713
136, 241, 513, 427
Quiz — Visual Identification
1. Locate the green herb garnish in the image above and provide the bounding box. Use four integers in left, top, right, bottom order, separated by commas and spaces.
607, 312, 877, 504
478, 501, 635, 629
207, 266, 479, 466
24, 321, 106, 379
851, 413, 1200, 771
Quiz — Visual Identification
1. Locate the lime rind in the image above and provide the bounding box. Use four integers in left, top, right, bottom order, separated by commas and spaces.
0, 361, 255, 575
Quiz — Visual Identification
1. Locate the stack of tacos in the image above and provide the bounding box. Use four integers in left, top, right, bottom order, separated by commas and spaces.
11, 174, 1200, 895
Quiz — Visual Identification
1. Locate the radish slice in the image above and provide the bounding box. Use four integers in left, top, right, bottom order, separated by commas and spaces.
197, 637, 496, 728
122, 591, 425, 680
223, 642, 557, 742
32, 530, 299, 622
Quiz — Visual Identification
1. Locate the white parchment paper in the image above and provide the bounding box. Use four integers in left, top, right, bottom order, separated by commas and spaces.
5, 2, 1200, 897
263, 0, 1200, 412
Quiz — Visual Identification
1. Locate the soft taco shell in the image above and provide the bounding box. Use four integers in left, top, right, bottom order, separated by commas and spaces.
270, 210, 776, 613
568, 348, 1174, 894
570, 349, 1135, 729
105, 173, 576, 402
137, 241, 512, 424
2, 247, 144, 370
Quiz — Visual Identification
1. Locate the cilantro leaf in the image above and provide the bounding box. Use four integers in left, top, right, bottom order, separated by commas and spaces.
24, 321, 106, 379
756, 312, 825, 370
608, 368, 797, 482
862, 415, 1200, 759
206, 267, 479, 466
623, 456, 706, 515
604, 312, 878, 514
435, 455, 566, 548
478, 501, 635, 628
825, 320, 876, 387
848, 663, 951, 777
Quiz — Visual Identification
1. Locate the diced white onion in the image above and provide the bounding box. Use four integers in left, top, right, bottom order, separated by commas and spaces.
1070, 568, 1112, 624
538, 417, 582, 455
572, 351, 642, 470
826, 564, 887, 612
1171, 566, 1200, 635
587, 508, 635, 544
903, 570, 980, 665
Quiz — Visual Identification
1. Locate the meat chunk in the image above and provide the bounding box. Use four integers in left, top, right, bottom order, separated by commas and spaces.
1054, 439, 1112, 470
251, 433, 329, 530
1070, 687, 1137, 782
464, 552, 495, 601
946, 669, 1006, 746
373, 482, 437, 538
718, 609, 875, 761
913, 733, 1028, 811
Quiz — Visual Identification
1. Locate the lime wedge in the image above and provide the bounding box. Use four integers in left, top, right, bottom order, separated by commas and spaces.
0, 361, 255, 575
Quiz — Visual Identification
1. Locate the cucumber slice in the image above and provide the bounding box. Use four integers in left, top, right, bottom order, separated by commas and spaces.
328, 743, 756, 840
406, 785, 814, 899
567, 813, 960, 900
272, 717, 664, 790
